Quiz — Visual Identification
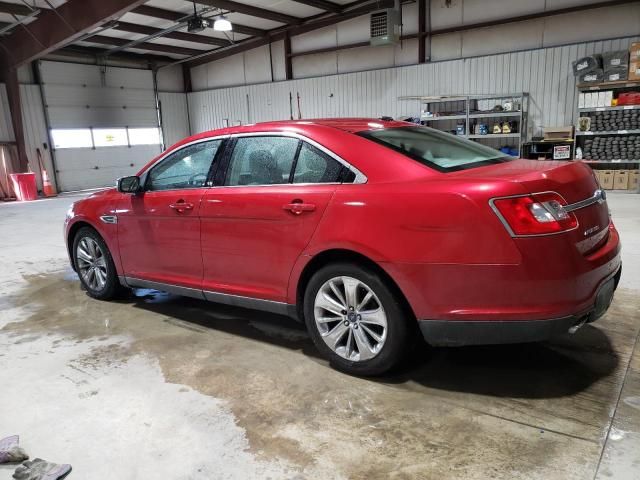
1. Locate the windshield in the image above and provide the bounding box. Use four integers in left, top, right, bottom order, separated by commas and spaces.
358, 126, 513, 172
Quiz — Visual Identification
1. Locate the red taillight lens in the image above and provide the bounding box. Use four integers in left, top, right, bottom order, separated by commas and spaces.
492, 192, 578, 236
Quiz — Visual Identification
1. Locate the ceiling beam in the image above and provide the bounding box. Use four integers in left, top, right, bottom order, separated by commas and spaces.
0, 0, 147, 68
0, 1, 32, 16
195, 0, 301, 24
131, 5, 265, 37
289, 0, 343, 13
112, 21, 230, 47
56, 44, 176, 65
86, 35, 205, 57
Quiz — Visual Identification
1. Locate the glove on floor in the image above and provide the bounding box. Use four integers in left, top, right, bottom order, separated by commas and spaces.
0, 436, 29, 464
13, 458, 72, 480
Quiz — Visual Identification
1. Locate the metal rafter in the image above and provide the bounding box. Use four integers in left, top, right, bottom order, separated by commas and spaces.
87, 35, 203, 57
0, 0, 148, 67
131, 5, 265, 37
113, 21, 230, 47
290, 0, 343, 13
195, 0, 301, 25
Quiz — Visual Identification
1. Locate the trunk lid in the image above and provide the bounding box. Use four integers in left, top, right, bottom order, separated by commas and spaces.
451, 159, 610, 250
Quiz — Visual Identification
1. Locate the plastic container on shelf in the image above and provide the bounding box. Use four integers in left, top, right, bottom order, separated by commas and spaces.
9, 173, 38, 201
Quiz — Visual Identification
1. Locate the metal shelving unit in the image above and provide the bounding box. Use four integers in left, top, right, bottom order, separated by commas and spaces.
399, 93, 530, 156
574, 80, 640, 193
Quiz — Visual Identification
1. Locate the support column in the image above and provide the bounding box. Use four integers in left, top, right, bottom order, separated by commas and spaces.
5, 68, 29, 172
284, 32, 293, 80
418, 0, 426, 64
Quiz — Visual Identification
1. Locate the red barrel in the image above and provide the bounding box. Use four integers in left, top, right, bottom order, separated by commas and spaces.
9, 173, 38, 201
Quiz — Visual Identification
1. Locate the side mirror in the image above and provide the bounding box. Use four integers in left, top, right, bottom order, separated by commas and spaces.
117, 176, 141, 194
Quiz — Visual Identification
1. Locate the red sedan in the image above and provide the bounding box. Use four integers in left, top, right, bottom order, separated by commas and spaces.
64, 119, 621, 375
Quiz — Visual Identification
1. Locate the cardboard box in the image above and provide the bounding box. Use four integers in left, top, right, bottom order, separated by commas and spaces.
614, 170, 630, 190
543, 126, 574, 140
630, 60, 640, 81
629, 42, 640, 80
597, 92, 607, 107
631, 42, 640, 61
585, 92, 596, 108
600, 170, 614, 189
629, 171, 640, 190
578, 92, 585, 108
604, 90, 613, 106
592, 169, 603, 185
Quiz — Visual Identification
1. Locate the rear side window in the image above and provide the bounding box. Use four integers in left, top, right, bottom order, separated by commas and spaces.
358, 126, 512, 172
293, 143, 343, 184
225, 136, 299, 186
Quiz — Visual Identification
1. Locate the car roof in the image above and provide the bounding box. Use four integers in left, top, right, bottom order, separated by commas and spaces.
247, 118, 410, 133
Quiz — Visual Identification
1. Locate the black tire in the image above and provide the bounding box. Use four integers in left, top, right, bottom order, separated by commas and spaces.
72, 227, 122, 300
303, 262, 410, 376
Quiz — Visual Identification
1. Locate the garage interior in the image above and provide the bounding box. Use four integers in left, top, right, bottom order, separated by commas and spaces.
0, 0, 640, 478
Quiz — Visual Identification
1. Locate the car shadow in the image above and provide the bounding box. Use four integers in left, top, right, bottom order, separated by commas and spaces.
120, 288, 619, 400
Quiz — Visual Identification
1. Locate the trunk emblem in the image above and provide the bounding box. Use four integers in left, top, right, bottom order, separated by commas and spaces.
584, 225, 600, 237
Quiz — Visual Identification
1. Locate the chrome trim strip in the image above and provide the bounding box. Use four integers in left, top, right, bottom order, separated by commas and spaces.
124, 277, 205, 300
122, 276, 294, 317
99, 215, 118, 224
564, 189, 606, 212
203, 290, 290, 316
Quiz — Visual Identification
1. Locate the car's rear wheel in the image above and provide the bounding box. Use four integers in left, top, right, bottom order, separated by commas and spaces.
72, 227, 121, 300
303, 262, 410, 376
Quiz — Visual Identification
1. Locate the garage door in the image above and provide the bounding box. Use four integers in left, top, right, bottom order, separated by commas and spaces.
40, 61, 163, 192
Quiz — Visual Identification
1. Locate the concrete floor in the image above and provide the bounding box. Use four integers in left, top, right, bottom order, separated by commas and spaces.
0, 192, 639, 480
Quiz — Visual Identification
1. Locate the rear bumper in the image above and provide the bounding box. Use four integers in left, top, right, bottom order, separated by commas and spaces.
418, 265, 621, 346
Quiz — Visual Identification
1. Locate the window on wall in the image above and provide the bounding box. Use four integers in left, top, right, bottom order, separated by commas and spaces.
51, 129, 93, 149
93, 128, 128, 147
129, 128, 161, 145
50, 127, 162, 149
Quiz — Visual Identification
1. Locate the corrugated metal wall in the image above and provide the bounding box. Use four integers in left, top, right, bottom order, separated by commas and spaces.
188, 36, 640, 137
19, 85, 54, 192
0, 84, 16, 143
159, 92, 190, 148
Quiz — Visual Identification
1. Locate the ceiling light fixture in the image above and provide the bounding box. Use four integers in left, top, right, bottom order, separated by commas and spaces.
213, 15, 232, 32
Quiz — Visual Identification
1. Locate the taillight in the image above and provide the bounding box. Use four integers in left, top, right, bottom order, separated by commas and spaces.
491, 192, 578, 236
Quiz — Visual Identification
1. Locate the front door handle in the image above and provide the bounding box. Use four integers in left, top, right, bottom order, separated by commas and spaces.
169, 200, 194, 213
283, 200, 316, 215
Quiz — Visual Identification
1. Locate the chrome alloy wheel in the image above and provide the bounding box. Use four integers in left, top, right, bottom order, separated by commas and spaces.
314, 276, 388, 362
76, 237, 108, 291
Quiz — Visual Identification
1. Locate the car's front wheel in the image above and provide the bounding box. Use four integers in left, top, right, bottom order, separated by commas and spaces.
72, 227, 121, 300
303, 262, 410, 376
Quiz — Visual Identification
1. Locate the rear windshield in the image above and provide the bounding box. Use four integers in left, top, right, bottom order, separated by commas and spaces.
358, 126, 513, 172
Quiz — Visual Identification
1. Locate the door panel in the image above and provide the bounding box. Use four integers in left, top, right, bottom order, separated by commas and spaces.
117, 189, 206, 289
116, 139, 223, 288
200, 185, 337, 301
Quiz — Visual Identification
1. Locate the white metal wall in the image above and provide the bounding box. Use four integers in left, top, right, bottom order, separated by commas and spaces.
0, 84, 15, 143
20, 85, 54, 192
188, 36, 640, 138
190, 1, 640, 90
159, 92, 190, 148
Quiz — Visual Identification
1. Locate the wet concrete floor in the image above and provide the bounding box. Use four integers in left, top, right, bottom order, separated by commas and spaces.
0, 192, 639, 479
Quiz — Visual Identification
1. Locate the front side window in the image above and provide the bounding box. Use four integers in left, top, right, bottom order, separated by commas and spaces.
225, 136, 299, 186
147, 140, 222, 191
359, 126, 512, 172
293, 143, 344, 184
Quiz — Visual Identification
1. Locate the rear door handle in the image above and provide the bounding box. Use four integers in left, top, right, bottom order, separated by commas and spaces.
169, 201, 194, 212
283, 201, 316, 215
